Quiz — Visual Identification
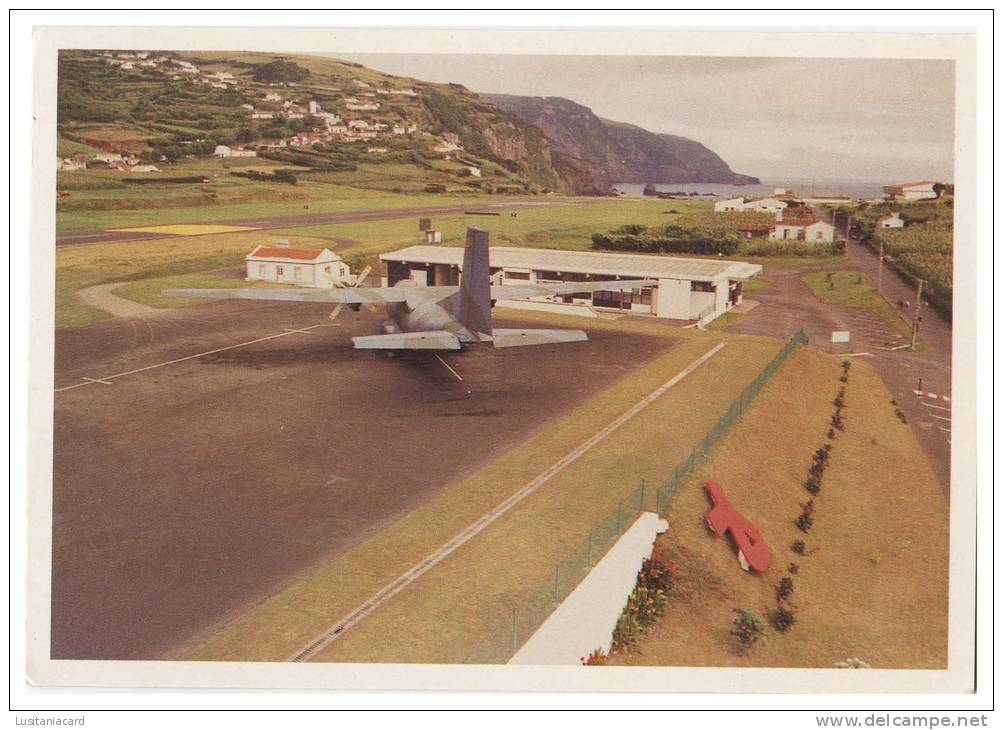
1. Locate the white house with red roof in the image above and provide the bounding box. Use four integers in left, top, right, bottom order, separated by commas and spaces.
769, 212, 835, 243
245, 241, 354, 288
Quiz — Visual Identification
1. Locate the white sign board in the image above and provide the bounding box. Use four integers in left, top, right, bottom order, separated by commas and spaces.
831, 331, 851, 343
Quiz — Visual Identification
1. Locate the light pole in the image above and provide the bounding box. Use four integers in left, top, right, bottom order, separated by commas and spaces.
910, 279, 925, 351
877, 240, 884, 295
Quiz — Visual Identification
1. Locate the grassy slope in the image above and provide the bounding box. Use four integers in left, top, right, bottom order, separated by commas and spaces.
180, 321, 782, 663
609, 348, 948, 668
802, 270, 914, 340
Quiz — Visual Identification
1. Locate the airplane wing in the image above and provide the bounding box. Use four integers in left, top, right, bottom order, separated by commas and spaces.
163, 287, 413, 304
352, 331, 461, 350
164, 285, 462, 305
490, 279, 657, 300
490, 328, 588, 348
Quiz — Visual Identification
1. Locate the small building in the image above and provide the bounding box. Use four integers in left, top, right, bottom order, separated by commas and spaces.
877, 212, 905, 229
769, 216, 835, 243
737, 224, 771, 240
379, 245, 762, 323
57, 157, 87, 171
214, 145, 257, 158
743, 197, 788, 214
883, 181, 938, 201
129, 164, 161, 173
424, 230, 443, 244
245, 242, 354, 288
714, 197, 745, 212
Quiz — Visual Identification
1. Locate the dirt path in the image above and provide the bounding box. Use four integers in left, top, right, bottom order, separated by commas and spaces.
77, 283, 158, 318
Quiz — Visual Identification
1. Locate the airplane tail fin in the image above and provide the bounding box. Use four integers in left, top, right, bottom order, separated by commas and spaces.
456, 227, 493, 337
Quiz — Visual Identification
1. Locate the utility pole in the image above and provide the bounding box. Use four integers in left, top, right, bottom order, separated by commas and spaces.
910, 279, 925, 351
877, 240, 884, 295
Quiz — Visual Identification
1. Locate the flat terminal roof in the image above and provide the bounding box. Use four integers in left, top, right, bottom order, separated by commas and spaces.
380, 245, 762, 282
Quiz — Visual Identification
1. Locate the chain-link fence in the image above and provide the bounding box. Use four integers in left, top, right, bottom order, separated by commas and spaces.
656, 329, 809, 512
462, 482, 645, 664
464, 329, 808, 664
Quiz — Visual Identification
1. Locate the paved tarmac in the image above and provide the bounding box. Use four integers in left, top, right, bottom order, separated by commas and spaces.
51, 301, 672, 659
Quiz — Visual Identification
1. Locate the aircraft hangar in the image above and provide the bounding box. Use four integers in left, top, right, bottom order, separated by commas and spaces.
379, 245, 763, 323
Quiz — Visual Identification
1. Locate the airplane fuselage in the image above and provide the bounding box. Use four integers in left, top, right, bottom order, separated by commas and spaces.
385, 281, 480, 343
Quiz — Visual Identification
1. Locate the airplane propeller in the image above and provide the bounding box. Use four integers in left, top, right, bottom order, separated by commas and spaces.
325, 265, 374, 321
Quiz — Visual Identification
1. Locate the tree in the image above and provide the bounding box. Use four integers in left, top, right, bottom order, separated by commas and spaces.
251, 60, 310, 84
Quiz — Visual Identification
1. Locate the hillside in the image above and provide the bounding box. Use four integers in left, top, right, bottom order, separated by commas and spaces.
57, 50, 564, 194
483, 94, 759, 189
56, 51, 757, 197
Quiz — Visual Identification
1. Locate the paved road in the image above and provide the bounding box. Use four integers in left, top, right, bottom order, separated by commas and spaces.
730, 246, 952, 493
77, 283, 158, 318
55, 200, 578, 247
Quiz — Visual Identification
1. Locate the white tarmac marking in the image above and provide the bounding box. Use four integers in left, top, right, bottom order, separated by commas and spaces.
434, 354, 463, 382
938, 426, 951, 434
922, 401, 952, 412
55, 323, 338, 393
930, 414, 952, 422
288, 341, 728, 662
282, 328, 313, 334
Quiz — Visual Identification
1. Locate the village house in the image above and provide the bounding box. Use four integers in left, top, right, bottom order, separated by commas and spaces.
57, 157, 87, 171
346, 101, 380, 111
882, 181, 938, 201
877, 212, 906, 229
245, 242, 354, 288
736, 224, 771, 240
743, 197, 788, 214
714, 197, 746, 212
769, 213, 835, 243
213, 145, 257, 158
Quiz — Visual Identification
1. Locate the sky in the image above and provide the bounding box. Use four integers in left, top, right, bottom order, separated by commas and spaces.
330, 54, 955, 184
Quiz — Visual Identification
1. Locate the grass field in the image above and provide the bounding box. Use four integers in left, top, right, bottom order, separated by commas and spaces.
608, 347, 948, 668
180, 321, 783, 663
54, 193, 842, 329
802, 270, 914, 340
54, 231, 336, 327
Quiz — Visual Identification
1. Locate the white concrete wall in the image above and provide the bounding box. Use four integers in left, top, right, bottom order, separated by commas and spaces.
654, 278, 690, 319
689, 290, 716, 319
495, 299, 601, 319
509, 512, 668, 666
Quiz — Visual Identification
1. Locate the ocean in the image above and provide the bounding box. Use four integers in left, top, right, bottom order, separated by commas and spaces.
612, 179, 887, 201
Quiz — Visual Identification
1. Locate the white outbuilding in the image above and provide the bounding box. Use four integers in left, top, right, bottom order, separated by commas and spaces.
877, 212, 905, 229
742, 197, 789, 214
245, 242, 354, 288
380, 245, 761, 323
714, 197, 745, 212
882, 181, 938, 201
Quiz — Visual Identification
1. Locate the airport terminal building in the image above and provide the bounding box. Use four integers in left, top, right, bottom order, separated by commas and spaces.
379, 245, 762, 322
